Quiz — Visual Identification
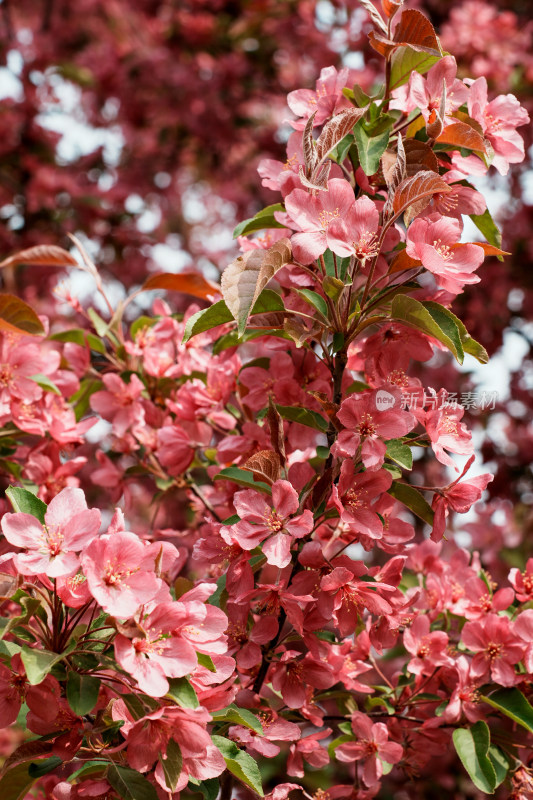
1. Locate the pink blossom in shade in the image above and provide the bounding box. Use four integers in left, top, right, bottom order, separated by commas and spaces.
336, 711, 403, 787
89, 373, 145, 437
514, 610, 533, 673
431, 455, 493, 541
391, 56, 468, 125
239, 352, 301, 412
319, 561, 396, 637
227, 479, 314, 569
403, 615, 452, 677
156, 420, 212, 476
282, 179, 357, 265
264, 784, 302, 800
419, 393, 474, 471
0, 655, 61, 730
326, 196, 380, 263
467, 77, 530, 175
509, 559, 533, 603
1, 486, 101, 578
333, 386, 416, 469
80, 531, 160, 617
406, 214, 485, 295
421, 169, 487, 221
271, 650, 336, 708
330, 461, 392, 540
257, 131, 305, 194
229, 613, 279, 669
287, 728, 332, 777
114, 702, 226, 792
461, 614, 525, 687
114, 601, 203, 697
287, 65, 354, 129
0, 338, 48, 405
441, 656, 484, 724
461, 576, 514, 621
55, 571, 93, 609
229, 712, 301, 758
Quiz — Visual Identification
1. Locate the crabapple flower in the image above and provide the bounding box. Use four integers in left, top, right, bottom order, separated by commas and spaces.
1, 486, 100, 578
326, 196, 380, 262
431, 455, 493, 541
441, 656, 484, 723
333, 387, 416, 469
509, 558, 533, 603
462, 614, 524, 686
336, 711, 403, 786
330, 461, 393, 540
467, 77, 530, 175
89, 373, 145, 437
406, 214, 485, 295
403, 615, 452, 676
287, 65, 353, 129
391, 56, 468, 125
418, 393, 474, 470
81, 531, 160, 617
282, 179, 357, 264
271, 651, 336, 708
226, 479, 313, 568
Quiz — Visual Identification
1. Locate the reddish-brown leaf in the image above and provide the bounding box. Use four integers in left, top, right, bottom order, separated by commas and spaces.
0, 245, 79, 270
436, 122, 486, 153
368, 30, 395, 57
307, 391, 341, 429
455, 242, 510, 257
266, 398, 286, 466
302, 111, 318, 175
389, 249, 422, 273
0, 740, 54, 776
403, 139, 439, 176
316, 108, 367, 162
242, 450, 281, 486
358, 0, 388, 33
392, 171, 450, 217
0, 295, 45, 336
141, 271, 220, 300
393, 9, 442, 54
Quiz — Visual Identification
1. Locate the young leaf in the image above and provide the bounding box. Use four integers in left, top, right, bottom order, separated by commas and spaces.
392, 171, 451, 218
389, 46, 441, 91
221, 239, 292, 336
141, 271, 220, 300
214, 467, 272, 494
0, 245, 79, 270
159, 739, 182, 793
49, 328, 106, 354
29, 374, 61, 396
354, 121, 391, 176
106, 765, 159, 800
391, 295, 465, 363
6, 487, 47, 524
392, 9, 442, 54
182, 300, 234, 343
481, 688, 533, 733
66, 672, 100, 715
423, 301, 488, 364
166, 677, 199, 709
294, 289, 329, 320
386, 440, 413, 470
452, 721, 497, 794
211, 735, 264, 796
242, 450, 281, 486
302, 111, 318, 176
316, 108, 367, 163
211, 704, 264, 734
197, 652, 216, 672
436, 122, 486, 154
20, 647, 65, 685
0, 295, 44, 336
233, 204, 286, 238
469, 208, 502, 251
275, 405, 329, 432
388, 482, 434, 526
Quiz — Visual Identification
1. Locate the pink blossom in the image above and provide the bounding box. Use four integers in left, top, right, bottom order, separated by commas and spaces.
391, 56, 468, 125
336, 711, 403, 786
282, 179, 357, 264
81, 531, 160, 617
227, 479, 313, 568
441, 656, 484, 723
90, 373, 145, 437
403, 615, 452, 676
156, 420, 212, 475
509, 558, 533, 603
229, 711, 300, 757
514, 610, 533, 673
418, 393, 474, 470
287, 728, 332, 777
431, 455, 493, 541
287, 66, 354, 129
326, 196, 381, 262
406, 214, 485, 295
461, 614, 524, 686
1, 487, 100, 577
330, 461, 392, 541
271, 651, 335, 708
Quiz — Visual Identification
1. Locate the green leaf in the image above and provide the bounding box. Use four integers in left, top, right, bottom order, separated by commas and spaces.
391, 295, 465, 364
87, 308, 118, 344
294, 289, 329, 319
213, 327, 291, 354
20, 647, 64, 685
332, 133, 354, 165
182, 300, 233, 343
1, 595, 41, 641
388, 482, 434, 526
487, 745, 510, 789
130, 315, 158, 339
106, 765, 159, 800
159, 738, 182, 793
66, 672, 100, 715
197, 653, 216, 672
166, 677, 199, 708
250, 288, 285, 315
195, 779, 220, 800
385, 440, 413, 471
353, 120, 391, 176
390, 46, 442, 91
29, 374, 61, 395
481, 688, 533, 734
275, 405, 328, 432
322, 276, 345, 302
70, 377, 103, 422
27, 757, 63, 778
453, 721, 497, 794
211, 704, 263, 734
214, 467, 272, 494
211, 735, 264, 796
423, 301, 488, 364
6, 486, 47, 523
233, 203, 286, 238
469, 208, 503, 252
49, 328, 106, 354
0, 763, 36, 800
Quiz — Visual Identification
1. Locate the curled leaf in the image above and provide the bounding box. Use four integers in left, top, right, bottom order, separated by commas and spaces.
316, 108, 367, 163
0, 245, 79, 270
141, 271, 220, 300
0, 295, 45, 336
242, 450, 281, 486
